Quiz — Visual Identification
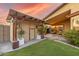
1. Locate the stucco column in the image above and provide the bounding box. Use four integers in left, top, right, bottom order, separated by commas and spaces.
63, 20, 71, 31
70, 18, 74, 30
63, 19, 71, 31
9, 17, 19, 49
10, 22, 13, 42
12, 22, 19, 49
13, 22, 17, 41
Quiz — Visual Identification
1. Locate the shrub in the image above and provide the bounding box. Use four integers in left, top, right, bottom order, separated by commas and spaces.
63, 30, 79, 46
37, 24, 47, 39
18, 29, 25, 38
37, 25, 47, 35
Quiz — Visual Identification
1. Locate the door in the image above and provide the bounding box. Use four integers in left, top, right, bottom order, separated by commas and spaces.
30, 28, 35, 40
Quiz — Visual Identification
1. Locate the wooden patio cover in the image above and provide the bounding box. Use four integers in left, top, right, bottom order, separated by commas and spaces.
6, 9, 44, 23
46, 10, 71, 26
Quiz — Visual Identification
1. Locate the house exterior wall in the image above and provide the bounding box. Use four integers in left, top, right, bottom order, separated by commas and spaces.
21, 22, 29, 42
62, 20, 70, 31
71, 15, 79, 30
46, 3, 79, 30
10, 20, 38, 43
18, 21, 38, 42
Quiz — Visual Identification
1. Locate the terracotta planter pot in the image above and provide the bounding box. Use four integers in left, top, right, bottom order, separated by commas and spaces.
12, 41, 19, 49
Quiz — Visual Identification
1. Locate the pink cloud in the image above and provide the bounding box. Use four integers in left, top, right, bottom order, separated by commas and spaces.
0, 3, 63, 25
13, 3, 62, 19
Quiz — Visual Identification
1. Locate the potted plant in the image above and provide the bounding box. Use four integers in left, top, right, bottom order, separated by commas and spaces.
18, 29, 25, 46
37, 24, 47, 39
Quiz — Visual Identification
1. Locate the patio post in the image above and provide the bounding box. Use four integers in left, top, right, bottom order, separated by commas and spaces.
12, 21, 19, 49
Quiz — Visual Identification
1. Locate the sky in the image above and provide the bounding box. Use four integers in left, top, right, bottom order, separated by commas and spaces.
0, 3, 63, 25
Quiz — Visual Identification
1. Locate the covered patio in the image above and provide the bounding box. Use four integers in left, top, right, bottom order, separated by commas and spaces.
6, 9, 44, 49
46, 10, 71, 34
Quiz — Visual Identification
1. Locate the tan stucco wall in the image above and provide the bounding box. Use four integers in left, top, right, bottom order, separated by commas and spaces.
19, 21, 38, 42
62, 20, 70, 31
71, 15, 79, 30
10, 19, 38, 42
21, 22, 29, 42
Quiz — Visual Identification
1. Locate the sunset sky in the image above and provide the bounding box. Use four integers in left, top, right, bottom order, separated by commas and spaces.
0, 3, 62, 25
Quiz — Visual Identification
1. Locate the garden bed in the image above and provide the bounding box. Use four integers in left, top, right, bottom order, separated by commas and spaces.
63, 30, 79, 47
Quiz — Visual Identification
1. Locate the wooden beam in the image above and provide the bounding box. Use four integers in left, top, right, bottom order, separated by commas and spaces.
13, 22, 17, 41
28, 21, 31, 41
8, 9, 44, 23
12, 22, 19, 49
50, 19, 70, 26
66, 11, 79, 18
46, 10, 71, 25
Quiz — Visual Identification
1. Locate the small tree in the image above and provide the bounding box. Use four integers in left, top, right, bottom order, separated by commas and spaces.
37, 24, 47, 39
17, 23, 25, 40
18, 29, 25, 39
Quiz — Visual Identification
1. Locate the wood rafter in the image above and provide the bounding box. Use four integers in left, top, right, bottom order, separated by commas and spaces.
66, 11, 79, 18
46, 10, 71, 26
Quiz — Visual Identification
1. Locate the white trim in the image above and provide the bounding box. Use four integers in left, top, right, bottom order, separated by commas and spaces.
10, 18, 14, 42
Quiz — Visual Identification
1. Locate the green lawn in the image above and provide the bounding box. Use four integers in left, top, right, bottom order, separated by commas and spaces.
1, 39, 79, 56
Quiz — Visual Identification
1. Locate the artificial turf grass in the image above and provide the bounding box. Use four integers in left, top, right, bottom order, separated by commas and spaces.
2, 39, 79, 56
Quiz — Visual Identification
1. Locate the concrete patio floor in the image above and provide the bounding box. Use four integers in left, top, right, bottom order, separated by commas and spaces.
45, 34, 67, 42
0, 42, 13, 54
0, 34, 67, 55
0, 39, 45, 54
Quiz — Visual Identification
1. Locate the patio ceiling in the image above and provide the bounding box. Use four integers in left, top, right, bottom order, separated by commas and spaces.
46, 10, 71, 26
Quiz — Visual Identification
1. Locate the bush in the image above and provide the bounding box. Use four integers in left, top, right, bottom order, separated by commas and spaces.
18, 29, 25, 38
37, 25, 47, 35
63, 30, 79, 46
